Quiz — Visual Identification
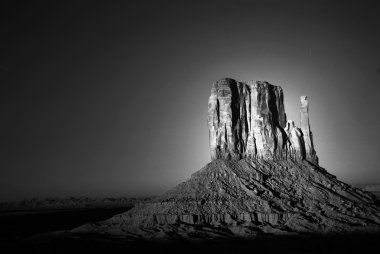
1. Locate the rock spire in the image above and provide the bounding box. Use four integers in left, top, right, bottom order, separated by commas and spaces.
207, 78, 318, 164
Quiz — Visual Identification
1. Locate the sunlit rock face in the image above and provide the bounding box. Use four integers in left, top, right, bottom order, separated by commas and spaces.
207, 78, 318, 164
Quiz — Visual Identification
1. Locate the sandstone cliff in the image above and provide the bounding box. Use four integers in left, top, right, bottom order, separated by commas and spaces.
208, 78, 318, 164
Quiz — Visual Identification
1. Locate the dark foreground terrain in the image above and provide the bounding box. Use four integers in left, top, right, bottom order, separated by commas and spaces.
1, 208, 380, 253
0, 207, 132, 241
0, 196, 150, 241
0, 190, 379, 253
3, 231, 380, 254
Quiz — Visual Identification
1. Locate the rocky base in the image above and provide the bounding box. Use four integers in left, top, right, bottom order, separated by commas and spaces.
72, 159, 380, 240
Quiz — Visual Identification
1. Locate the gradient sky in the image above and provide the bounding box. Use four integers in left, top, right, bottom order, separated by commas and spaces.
1, 0, 380, 201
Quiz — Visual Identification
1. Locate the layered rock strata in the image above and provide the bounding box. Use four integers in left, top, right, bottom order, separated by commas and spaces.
207, 78, 318, 164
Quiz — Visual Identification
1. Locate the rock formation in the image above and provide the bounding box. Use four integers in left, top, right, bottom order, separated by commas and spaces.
207, 78, 318, 164
300, 95, 318, 164
72, 78, 380, 240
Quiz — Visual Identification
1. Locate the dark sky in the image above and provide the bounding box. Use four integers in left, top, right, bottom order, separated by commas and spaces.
1, 0, 380, 201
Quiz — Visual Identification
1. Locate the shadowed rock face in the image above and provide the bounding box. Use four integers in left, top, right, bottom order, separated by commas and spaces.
207, 78, 318, 164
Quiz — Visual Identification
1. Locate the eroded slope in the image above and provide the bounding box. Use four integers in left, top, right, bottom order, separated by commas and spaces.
73, 159, 380, 240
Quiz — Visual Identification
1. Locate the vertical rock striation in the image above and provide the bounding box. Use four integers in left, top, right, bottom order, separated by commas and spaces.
207, 78, 318, 164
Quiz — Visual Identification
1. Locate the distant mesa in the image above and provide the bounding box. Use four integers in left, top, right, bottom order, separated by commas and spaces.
72, 78, 380, 240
